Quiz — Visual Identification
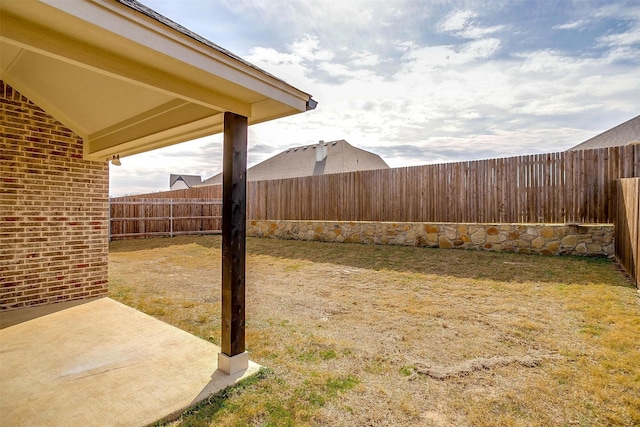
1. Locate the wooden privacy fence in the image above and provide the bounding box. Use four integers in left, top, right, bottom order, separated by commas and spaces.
109, 198, 222, 240
246, 146, 637, 223
116, 185, 223, 200
110, 146, 638, 237
615, 178, 639, 287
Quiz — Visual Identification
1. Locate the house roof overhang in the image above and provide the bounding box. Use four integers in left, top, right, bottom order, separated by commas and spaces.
0, 0, 315, 161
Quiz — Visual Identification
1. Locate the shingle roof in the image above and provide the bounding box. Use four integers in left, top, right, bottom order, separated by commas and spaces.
170, 174, 202, 189
1, 0, 316, 161
115, 0, 306, 95
567, 114, 640, 151
200, 140, 389, 185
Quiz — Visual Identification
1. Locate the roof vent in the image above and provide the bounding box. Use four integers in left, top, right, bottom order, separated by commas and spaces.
316, 143, 327, 161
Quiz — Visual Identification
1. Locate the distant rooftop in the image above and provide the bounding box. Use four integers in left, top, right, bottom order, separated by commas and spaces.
567, 114, 640, 151
170, 174, 202, 190
200, 140, 389, 185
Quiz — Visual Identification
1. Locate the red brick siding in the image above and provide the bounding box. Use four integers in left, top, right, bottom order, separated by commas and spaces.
0, 81, 109, 310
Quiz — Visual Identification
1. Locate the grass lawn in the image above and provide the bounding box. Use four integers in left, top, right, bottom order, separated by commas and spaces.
109, 235, 640, 427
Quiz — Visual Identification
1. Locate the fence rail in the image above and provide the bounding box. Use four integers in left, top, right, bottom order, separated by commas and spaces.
109, 145, 638, 231
615, 178, 639, 287
109, 198, 222, 240
247, 146, 638, 223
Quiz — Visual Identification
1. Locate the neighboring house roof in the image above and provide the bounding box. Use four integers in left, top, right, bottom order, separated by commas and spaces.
200, 140, 390, 185
169, 174, 202, 189
567, 114, 640, 151
0, 0, 315, 161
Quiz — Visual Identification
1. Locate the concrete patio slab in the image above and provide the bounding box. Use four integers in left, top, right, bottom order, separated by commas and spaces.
0, 297, 261, 427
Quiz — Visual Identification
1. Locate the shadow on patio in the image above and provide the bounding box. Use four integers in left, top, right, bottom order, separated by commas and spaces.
0, 298, 260, 426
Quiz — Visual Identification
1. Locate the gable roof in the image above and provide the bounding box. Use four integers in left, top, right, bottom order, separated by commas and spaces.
116, 1, 296, 90
200, 140, 389, 185
0, 0, 315, 161
169, 174, 202, 189
567, 114, 640, 151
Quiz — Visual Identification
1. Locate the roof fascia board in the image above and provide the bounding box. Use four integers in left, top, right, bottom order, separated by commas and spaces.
249, 98, 309, 127
43, 0, 311, 111
104, 0, 312, 107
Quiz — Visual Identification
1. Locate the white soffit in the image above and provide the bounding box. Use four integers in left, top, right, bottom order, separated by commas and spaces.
0, 0, 315, 160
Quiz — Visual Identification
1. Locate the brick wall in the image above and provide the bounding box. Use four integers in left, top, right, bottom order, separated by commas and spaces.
0, 81, 109, 310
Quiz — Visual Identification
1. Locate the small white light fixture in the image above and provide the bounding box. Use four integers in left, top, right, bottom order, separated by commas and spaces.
111, 155, 121, 166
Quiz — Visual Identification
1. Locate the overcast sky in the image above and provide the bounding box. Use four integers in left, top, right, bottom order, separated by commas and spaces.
109, 0, 640, 197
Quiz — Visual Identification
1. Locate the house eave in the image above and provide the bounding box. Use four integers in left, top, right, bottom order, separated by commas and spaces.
0, 0, 316, 160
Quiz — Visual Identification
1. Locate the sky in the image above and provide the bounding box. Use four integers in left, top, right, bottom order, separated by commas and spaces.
109, 0, 640, 197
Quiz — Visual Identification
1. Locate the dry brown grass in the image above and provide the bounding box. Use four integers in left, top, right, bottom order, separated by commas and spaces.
109, 235, 640, 427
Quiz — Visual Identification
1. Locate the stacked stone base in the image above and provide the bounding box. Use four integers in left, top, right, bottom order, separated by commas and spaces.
247, 220, 614, 257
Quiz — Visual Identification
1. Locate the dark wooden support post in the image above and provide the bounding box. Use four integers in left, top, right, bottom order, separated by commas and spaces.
218, 111, 249, 374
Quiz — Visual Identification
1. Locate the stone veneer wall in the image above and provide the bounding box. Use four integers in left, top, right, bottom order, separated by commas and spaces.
248, 220, 614, 257
0, 81, 109, 310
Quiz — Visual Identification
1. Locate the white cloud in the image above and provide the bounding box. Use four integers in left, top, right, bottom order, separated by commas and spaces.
244, 46, 309, 89
437, 10, 504, 39
243, 28, 639, 164
553, 19, 590, 30
591, 5, 640, 48
349, 51, 381, 67
457, 24, 505, 39
109, 0, 640, 197
402, 38, 502, 68
597, 26, 640, 47
438, 10, 476, 33
604, 45, 640, 62
291, 35, 335, 61
514, 49, 586, 73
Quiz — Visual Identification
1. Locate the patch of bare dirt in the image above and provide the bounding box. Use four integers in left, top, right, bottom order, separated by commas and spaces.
109, 236, 640, 427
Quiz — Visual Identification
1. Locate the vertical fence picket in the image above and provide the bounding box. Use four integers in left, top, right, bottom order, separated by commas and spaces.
109, 146, 636, 239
